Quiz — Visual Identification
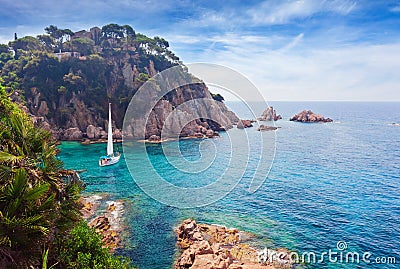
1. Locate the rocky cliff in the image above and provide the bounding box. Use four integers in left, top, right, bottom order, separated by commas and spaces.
1, 24, 239, 140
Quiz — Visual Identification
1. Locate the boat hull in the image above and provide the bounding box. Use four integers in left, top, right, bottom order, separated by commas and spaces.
99, 155, 120, 167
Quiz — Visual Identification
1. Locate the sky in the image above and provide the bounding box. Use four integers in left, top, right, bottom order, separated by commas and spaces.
1, 0, 400, 101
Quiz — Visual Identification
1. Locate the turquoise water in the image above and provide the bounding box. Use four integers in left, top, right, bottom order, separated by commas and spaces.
58, 102, 400, 268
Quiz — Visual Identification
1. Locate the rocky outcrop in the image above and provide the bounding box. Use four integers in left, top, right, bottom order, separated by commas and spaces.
257, 125, 280, 131
237, 120, 254, 129
290, 110, 333, 123
61, 127, 83, 140
81, 196, 125, 252
259, 106, 281, 121
147, 134, 161, 142
27, 70, 237, 141
124, 82, 239, 139
86, 124, 107, 139
37, 100, 49, 116
14, 29, 239, 141
205, 129, 219, 138
175, 219, 295, 269
122, 62, 135, 88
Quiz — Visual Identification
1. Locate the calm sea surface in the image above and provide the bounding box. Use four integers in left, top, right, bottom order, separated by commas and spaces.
58, 102, 400, 269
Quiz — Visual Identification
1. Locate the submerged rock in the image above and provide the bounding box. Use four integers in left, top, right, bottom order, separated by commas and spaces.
290, 110, 333, 123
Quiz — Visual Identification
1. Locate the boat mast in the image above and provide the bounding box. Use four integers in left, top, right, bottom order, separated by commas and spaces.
107, 103, 113, 156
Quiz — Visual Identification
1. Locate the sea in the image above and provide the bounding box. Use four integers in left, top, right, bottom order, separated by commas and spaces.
58, 101, 400, 269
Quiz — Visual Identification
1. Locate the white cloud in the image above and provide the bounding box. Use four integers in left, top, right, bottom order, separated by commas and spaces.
2, 0, 399, 101
280, 33, 304, 52
248, 0, 357, 25
175, 32, 400, 101
390, 5, 400, 12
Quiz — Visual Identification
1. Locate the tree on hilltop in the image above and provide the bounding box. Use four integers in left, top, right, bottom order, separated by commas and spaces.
101, 24, 124, 48
44, 25, 74, 52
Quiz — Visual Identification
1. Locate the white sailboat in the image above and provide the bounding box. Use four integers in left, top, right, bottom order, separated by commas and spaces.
99, 103, 120, 166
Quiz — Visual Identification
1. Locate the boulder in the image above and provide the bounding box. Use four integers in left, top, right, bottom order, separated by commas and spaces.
237, 120, 253, 129
113, 129, 123, 139
257, 125, 280, 131
258, 106, 281, 121
148, 134, 161, 142
86, 124, 97, 139
194, 132, 204, 138
62, 127, 83, 140
206, 130, 219, 138
175, 219, 295, 269
290, 110, 333, 123
86, 125, 107, 139
99, 130, 108, 139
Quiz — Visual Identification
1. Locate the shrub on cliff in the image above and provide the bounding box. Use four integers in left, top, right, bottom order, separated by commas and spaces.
57, 220, 131, 269
0, 24, 180, 132
0, 85, 133, 268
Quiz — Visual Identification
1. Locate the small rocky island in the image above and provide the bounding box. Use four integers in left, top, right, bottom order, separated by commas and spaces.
174, 219, 295, 269
257, 125, 280, 131
258, 106, 282, 121
237, 119, 255, 129
290, 110, 333, 123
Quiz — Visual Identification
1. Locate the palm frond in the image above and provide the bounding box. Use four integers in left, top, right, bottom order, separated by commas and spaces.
24, 183, 50, 202
0, 151, 23, 163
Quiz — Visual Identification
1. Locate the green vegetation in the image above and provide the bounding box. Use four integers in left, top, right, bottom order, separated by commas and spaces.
0, 23, 181, 130
59, 221, 131, 269
0, 84, 132, 268
211, 93, 225, 102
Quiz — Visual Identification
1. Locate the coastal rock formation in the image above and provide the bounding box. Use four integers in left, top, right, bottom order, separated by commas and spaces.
81, 196, 125, 252
290, 110, 333, 123
147, 134, 161, 142
124, 81, 239, 139
61, 127, 83, 140
80, 195, 102, 219
259, 106, 282, 121
206, 129, 220, 138
257, 125, 280, 131
175, 219, 295, 269
4, 25, 239, 141
237, 120, 254, 129
86, 125, 107, 139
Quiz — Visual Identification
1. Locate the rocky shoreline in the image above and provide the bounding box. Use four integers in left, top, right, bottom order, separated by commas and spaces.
44, 106, 337, 142
174, 219, 295, 269
80, 195, 126, 252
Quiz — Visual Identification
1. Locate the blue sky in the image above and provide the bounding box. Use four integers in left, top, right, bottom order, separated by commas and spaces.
1, 0, 400, 101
